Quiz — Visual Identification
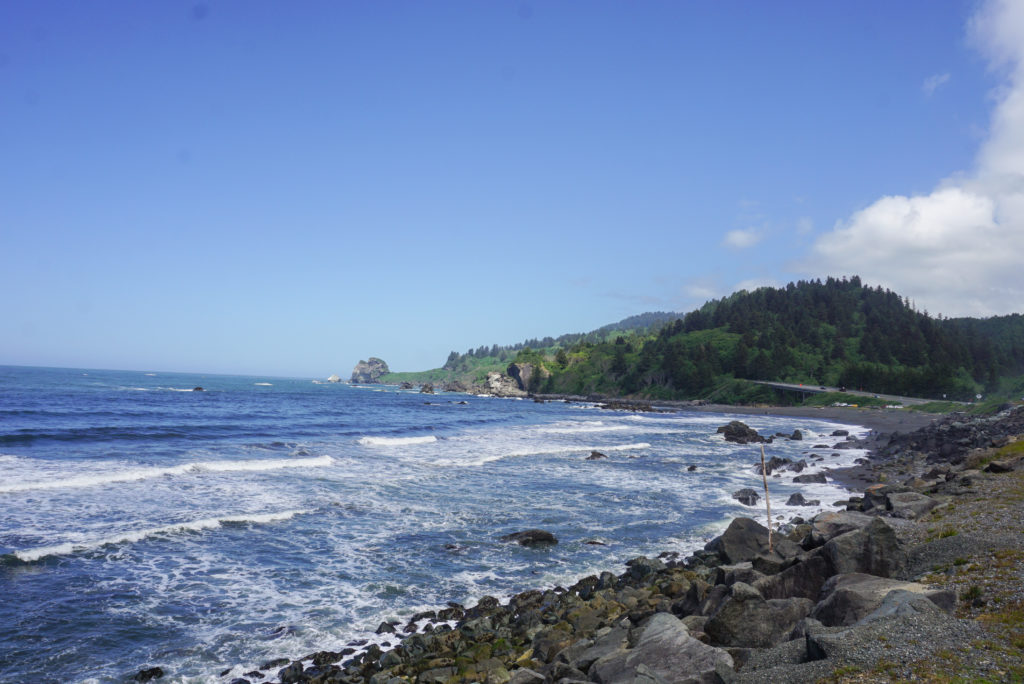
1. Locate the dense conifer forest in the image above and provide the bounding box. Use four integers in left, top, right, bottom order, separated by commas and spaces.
392, 277, 1024, 402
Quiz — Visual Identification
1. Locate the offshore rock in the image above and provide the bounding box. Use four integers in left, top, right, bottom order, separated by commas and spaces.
507, 363, 550, 393
479, 372, 527, 398
350, 357, 389, 383
500, 529, 558, 547
717, 421, 765, 444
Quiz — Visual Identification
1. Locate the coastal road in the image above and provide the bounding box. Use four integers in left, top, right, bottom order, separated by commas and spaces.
748, 380, 939, 406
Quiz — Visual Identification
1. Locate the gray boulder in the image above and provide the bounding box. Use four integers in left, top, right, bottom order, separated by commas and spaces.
703, 582, 813, 648
807, 511, 873, 547
793, 472, 827, 484
885, 491, 939, 519
810, 573, 954, 626
822, 517, 906, 578
589, 613, 733, 684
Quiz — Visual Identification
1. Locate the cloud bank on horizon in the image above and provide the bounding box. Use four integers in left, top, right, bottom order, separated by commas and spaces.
808, 0, 1024, 318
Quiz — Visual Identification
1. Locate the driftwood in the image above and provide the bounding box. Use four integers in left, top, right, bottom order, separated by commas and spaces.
759, 443, 773, 552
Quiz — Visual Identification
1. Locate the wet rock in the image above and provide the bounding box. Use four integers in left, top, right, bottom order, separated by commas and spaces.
732, 488, 760, 506
831, 429, 849, 437
419, 383, 435, 394
793, 472, 827, 484
790, 429, 803, 440
717, 421, 765, 444
785, 493, 819, 506
587, 451, 608, 460
132, 667, 164, 682
500, 529, 558, 547
278, 661, 304, 684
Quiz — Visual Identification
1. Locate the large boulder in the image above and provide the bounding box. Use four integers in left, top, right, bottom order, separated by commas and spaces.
704, 518, 800, 565
350, 357, 390, 383
589, 613, 733, 684
806, 511, 874, 547
703, 582, 814, 648
717, 421, 765, 444
822, 517, 906, 578
886, 491, 939, 519
810, 573, 955, 627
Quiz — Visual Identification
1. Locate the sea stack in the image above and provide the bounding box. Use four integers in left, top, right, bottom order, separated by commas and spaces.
350, 357, 389, 383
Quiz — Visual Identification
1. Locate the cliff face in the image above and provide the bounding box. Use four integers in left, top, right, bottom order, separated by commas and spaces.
350, 357, 390, 383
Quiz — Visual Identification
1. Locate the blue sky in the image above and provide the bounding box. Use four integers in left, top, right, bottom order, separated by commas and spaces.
3, 1, 1023, 377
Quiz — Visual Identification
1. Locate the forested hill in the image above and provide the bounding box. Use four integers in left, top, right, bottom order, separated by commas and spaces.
394, 277, 1024, 402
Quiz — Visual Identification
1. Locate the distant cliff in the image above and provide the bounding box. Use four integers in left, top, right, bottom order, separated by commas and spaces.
350, 357, 390, 384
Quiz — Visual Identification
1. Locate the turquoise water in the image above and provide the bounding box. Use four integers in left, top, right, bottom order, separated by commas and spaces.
0, 366, 867, 682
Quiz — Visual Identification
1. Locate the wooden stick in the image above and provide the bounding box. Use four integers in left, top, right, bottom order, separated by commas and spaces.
760, 443, 773, 553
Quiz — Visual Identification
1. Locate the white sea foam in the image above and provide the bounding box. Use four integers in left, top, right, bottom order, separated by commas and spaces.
13, 509, 311, 562
0, 455, 333, 493
430, 442, 653, 467
254, 382, 273, 386
538, 423, 629, 434
358, 435, 437, 447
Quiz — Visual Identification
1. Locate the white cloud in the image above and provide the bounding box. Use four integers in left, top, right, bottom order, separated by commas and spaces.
809, 0, 1024, 317
723, 227, 762, 249
922, 72, 951, 96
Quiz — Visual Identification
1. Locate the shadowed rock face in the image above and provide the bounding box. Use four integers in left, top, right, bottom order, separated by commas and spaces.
350, 357, 389, 383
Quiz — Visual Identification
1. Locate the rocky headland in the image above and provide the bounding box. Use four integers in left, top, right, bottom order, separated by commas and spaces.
206, 405, 1024, 684
351, 358, 390, 384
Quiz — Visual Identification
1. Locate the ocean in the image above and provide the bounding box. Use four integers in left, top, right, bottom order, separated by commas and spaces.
0, 366, 868, 683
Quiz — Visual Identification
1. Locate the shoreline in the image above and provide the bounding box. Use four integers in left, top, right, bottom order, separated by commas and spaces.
208, 401, 970, 683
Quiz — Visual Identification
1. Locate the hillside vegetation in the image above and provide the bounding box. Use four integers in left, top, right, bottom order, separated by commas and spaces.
384, 277, 1024, 403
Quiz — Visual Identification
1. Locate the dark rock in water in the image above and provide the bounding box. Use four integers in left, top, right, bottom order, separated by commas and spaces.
831, 429, 849, 437
375, 621, 396, 634
585, 539, 607, 545
442, 380, 468, 392
192, 386, 204, 392
790, 429, 803, 440
586, 450, 608, 460
278, 662, 304, 684
260, 658, 290, 670
786, 493, 820, 506
132, 667, 164, 682
813, 444, 830, 449
419, 383, 434, 394
350, 357, 389, 383
794, 472, 827, 484
732, 488, 760, 506
717, 420, 765, 444
756, 455, 794, 476
399, 381, 413, 389
228, 679, 251, 684
499, 529, 558, 547
687, 464, 698, 471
